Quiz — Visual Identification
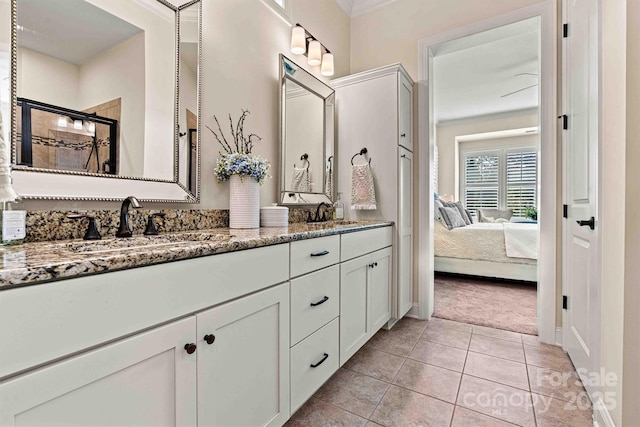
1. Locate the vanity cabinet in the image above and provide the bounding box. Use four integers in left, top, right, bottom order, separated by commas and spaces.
0, 317, 198, 426
332, 64, 415, 323
0, 225, 393, 427
197, 283, 290, 427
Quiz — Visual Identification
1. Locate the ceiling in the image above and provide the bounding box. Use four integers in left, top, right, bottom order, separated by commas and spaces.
432, 18, 540, 123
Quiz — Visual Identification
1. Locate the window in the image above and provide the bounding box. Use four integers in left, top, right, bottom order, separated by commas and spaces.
263, 0, 291, 21
461, 147, 537, 218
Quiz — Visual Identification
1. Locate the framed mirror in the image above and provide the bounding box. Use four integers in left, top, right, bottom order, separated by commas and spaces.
7, 0, 201, 202
279, 54, 335, 205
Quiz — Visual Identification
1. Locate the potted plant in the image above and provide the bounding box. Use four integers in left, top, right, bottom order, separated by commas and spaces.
523, 206, 538, 221
207, 110, 270, 228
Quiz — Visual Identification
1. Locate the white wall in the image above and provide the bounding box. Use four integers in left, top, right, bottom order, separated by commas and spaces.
78, 33, 146, 177
349, 0, 547, 80
17, 48, 79, 109
436, 110, 538, 196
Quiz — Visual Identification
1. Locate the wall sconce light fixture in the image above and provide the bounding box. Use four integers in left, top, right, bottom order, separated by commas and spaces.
290, 23, 334, 76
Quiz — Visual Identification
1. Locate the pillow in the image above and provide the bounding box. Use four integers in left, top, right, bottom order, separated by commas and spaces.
481, 216, 496, 223
434, 199, 445, 223
441, 200, 472, 225
438, 206, 467, 230
465, 209, 474, 224
495, 218, 509, 223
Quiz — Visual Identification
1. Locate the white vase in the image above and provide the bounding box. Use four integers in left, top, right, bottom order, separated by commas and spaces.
229, 174, 260, 229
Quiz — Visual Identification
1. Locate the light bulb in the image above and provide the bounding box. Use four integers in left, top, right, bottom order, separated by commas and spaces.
87, 121, 95, 133
321, 52, 334, 76
307, 40, 322, 66
290, 26, 306, 55
57, 116, 67, 127
73, 120, 83, 130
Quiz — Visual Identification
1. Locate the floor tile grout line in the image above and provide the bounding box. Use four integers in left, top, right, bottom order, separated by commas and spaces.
462, 372, 533, 394
466, 349, 527, 366
452, 405, 523, 427
309, 395, 373, 422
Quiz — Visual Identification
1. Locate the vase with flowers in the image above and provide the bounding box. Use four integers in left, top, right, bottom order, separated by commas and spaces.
207, 109, 270, 229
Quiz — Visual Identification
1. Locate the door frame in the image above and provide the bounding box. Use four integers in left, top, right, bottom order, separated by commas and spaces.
416, 1, 558, 344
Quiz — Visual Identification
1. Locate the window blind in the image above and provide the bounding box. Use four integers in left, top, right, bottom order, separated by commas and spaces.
506, 151, 537, 217
464, 154, 499, 216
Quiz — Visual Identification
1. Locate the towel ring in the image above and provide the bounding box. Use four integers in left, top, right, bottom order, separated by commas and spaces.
351, 148, 371, 165
295, 153, 310, 171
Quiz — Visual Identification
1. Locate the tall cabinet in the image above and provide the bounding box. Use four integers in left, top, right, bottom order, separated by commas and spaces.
332, 64, 414, 322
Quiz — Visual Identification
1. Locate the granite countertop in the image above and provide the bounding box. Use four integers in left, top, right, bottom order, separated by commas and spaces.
0, 220, 392, 290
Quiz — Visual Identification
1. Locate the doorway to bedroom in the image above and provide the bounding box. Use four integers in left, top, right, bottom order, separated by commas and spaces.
423, 15, 544, 336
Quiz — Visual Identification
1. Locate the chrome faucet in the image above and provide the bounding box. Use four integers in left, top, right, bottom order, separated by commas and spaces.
116, 196, 142, 237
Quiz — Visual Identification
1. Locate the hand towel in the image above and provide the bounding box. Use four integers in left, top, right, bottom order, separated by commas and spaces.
325, 164, 333, 198
290, 166, 311, 193
351, 163, 377, 210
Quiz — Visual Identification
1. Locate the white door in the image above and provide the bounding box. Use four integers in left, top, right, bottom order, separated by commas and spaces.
398, 148, 414, 318
340, 254, 370, 365
0, 317, 197, 427
562, 0, 600, 396
196, 283, 290, 427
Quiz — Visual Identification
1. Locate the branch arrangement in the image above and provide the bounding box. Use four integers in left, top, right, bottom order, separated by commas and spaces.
206, 109, 263, 155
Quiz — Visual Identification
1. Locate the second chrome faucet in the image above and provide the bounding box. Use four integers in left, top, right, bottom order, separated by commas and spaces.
116, 196, 142, 238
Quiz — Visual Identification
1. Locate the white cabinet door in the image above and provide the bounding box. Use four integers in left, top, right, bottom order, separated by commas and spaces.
340, 247, 392, 365
197, 283, 290, 427
0, 317, 197, 427
370, 247, 392, 332
398, 148, 414, 318
398, 73, 413, 151
340, 255, 370, 365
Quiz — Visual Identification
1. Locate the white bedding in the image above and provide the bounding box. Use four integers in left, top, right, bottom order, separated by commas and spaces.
503, 223, 538, 259
434, 221, 537, 265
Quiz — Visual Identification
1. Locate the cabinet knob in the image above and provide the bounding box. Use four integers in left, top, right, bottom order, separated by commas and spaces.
374, 262, 378, 267
184, 343, 197, 354
401, 133, 406, 138
204, 334, 216, 345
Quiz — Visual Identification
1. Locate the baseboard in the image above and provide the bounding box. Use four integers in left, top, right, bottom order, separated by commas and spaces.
593, 397, 615, 427
555, 327, 563, 346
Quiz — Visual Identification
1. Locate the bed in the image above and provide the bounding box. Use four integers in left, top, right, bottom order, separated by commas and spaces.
434, 220, 538, 282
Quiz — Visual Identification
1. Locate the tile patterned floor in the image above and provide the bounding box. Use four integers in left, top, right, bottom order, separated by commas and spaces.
286, 318, 593, 427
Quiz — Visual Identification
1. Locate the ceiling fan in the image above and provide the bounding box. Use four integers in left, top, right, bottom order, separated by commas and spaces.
501, 72, 538, 98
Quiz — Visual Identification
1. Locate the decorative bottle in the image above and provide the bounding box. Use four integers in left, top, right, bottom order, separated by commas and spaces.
333, 192, 344, 220
0, 195, 26, 245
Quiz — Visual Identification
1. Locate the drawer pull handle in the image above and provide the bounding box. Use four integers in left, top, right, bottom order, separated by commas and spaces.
310, 250, 329, 257
184, 343, 197, 354
310, 353, 329, 368
204, 334, 216, 345
310, 296, 329, 307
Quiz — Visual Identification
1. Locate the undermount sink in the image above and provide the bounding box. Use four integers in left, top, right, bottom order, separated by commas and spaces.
57, 232, 232, 254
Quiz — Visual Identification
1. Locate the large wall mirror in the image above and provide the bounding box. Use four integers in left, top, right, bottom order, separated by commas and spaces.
279, 55, 335, 205
6, 0, 201, 202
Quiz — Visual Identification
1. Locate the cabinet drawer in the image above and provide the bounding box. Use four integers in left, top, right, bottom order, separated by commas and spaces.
290, 318, 339, 413
290, 235, 340, 277
290, 265, 340, 345
341, 227, 392, 261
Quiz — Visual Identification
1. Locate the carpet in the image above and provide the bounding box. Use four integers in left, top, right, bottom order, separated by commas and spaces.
433, 273, 538, 335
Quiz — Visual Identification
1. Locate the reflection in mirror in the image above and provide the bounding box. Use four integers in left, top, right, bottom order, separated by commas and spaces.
177, 1, 200, 194
279, 55, 335, 205
9, 0, 202, 202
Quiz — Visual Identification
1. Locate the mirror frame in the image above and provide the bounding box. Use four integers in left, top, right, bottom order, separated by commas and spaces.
278, 54, 335, 206
8, 0, 202, 203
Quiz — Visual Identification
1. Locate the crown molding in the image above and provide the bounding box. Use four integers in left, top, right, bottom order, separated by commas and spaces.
333, 0, 354, 16
334, 0, 397, 17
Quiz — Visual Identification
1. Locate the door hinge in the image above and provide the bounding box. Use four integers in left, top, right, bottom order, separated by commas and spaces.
563, 295, 568, 310
558, 114, 568, 130
563, 204, 568, 218
563, 23, 569, 38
